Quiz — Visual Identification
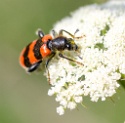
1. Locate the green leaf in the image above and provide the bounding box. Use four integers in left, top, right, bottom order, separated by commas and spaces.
78, 75, 85, 81
100, 24, 110, 36
118, 79, 125, 89
94, 43, 107, 50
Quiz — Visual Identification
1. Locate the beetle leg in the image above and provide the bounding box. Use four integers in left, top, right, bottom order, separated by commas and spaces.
59, 29, 75, 38
59, 53, 84, 66
52, 30, 58, 38
36, 29, 45, 38
28, 60, 42, 72
59, 29, 84, 39
45, 52, 56, 84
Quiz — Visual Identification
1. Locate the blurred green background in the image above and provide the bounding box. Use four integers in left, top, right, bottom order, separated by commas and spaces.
0, 0, 125, 123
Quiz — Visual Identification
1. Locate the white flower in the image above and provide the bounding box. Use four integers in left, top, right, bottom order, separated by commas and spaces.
67, 101, 77, 110
74, 96, 83, 103
46, 1, 125, 115
56, 106, 65, 115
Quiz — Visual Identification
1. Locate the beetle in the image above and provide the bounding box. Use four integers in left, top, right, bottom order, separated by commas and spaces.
19, 29, 83, 84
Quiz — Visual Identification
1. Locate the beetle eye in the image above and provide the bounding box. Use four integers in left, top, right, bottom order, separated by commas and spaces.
66, 44, 71, 50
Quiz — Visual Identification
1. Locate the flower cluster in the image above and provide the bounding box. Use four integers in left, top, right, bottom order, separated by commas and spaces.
46, 1, 125, 115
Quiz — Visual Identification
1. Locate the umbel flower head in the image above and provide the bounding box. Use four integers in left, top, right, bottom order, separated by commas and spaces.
46, 0, 125, 115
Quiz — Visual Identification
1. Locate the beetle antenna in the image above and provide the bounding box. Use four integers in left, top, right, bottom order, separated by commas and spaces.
74, 29, 79, 36
74, 29, 85, 40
